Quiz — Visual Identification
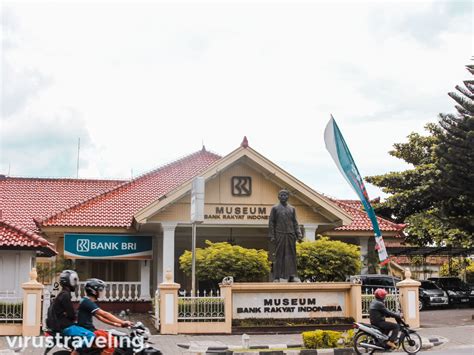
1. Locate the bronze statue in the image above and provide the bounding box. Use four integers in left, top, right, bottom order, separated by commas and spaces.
268, 189, 303, 282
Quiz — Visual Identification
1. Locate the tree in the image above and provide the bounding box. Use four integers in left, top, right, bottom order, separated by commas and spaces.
296, 237, 361, 282
366, 64, 474, 247
439, 257, 474, 280
179, 241, 270, 285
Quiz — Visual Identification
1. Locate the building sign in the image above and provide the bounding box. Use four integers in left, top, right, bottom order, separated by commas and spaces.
233, 291, 345, 319
64, 234, 152, 260
204, 206, 269, 220
231, 176, 252, 196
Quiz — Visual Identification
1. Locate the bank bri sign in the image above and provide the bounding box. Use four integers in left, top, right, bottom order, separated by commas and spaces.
64, 234, 153, 260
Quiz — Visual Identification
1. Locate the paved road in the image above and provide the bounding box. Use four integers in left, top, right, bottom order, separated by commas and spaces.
2, 307, 473, 354
420, 306, 473, 328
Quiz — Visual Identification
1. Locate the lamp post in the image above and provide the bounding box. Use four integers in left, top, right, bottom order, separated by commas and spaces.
190, 177, 205, 296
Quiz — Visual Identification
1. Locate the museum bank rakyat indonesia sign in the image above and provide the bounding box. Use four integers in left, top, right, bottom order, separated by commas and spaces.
233, 291, 345, 319
64, 234, 153, 260
204, 205, 269, 221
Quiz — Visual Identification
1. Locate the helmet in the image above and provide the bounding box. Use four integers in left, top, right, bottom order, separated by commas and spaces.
84, 278, 106, 298
59, 270, 79, 291
374, 288, 388, 300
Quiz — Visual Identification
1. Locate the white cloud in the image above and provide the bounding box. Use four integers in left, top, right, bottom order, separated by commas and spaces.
1, 1, 471, 199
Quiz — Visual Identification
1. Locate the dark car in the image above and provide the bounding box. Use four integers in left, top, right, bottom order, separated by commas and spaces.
427, 277, 472, 306
418, 280, 448, 310
348, 274, 401, 294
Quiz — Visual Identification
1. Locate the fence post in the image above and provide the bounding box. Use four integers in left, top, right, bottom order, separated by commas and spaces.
396, 268, 421, 328
158, 270, 180, 334
154, 289, 160, 330
21, 268, 44, 336
41, 288, 51, 331
219, 283, 233, 334
349, 280, 363, 322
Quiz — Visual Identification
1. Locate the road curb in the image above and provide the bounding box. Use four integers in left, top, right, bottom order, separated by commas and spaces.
178, 335, 447, 354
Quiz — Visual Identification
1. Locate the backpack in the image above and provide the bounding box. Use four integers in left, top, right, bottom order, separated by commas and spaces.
45, 294, 62, 332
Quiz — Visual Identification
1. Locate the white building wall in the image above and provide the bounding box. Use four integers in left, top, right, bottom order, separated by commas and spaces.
0, 250, 35, 296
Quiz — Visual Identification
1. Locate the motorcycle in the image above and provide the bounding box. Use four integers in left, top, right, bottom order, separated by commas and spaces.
353, 318, 422, 354
43, 322, 162, 355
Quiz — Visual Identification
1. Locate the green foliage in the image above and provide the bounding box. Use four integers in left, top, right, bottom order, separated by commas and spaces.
36, 257, 73, 284
296, 237, 361, 282
366, 64, 474, 247
179, 241, 270, 284
439, 258, 474, 278
302, 329, 354, 349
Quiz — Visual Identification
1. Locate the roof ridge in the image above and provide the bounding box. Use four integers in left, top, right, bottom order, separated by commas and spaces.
38, 149, 222, 226
333, 199, 405, 230
0, 220, 55, 248
0, 176, 127, 182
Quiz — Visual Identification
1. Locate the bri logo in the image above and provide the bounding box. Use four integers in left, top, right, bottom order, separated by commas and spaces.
76, 239, 90, 252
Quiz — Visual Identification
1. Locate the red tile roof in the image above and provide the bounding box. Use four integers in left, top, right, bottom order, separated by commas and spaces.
331, 199, 406, 234
332, 199, 406, 233
0, 176, 125, 232
1, 150, 404, 236
0, 220, 56, 256
40, 149, 222, 228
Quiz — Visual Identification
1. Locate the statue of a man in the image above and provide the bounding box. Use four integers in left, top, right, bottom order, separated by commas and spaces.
268, 189, 303, 282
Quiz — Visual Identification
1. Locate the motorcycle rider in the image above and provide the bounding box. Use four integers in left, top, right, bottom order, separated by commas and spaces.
47, 270, 95, 355
77, 278, 133, 354
369, 288, 402, 349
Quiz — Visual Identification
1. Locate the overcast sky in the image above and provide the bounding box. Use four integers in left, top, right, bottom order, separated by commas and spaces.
1, 0, 472, 200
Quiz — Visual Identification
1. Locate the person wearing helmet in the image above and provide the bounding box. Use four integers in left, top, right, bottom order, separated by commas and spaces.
78, 278, 132, 331
369, 288, 402, 349
47, 270, 95, 355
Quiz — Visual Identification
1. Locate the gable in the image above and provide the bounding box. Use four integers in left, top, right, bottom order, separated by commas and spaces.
136, 147, 352, 227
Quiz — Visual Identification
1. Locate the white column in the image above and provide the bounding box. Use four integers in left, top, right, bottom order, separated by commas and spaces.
359, 236, 370, 274
140, 260, 151, 300
161, 222, 178, 283
304, 224, 318, 242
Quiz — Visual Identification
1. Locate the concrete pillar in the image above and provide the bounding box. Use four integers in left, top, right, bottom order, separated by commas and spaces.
140, 260, 151, 300
161, 222, 178, 283
303, 224, 318, 242
359, 236, 370, 274
396, 268, 421, 328
158, 270, 180, 334
348, 281, 363, 322
219, 283, 233, 334
21, 268, 44, 336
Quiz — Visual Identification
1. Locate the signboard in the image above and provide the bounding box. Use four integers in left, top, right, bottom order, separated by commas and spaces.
204, 205, 269, 221
233, 291, 345, 319
64, 234, 152, 260
191, 177, 205, 223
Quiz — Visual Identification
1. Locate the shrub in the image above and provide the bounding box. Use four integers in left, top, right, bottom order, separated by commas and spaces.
302, 329, 355, 349
297, 237, 361, 282
302, 330, 341, 349
179, 241, 271, 284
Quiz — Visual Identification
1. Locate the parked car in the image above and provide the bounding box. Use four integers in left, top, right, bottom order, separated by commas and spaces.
418, 280, 448, 310
427, 277, 472, 306
348, 274, 401, 294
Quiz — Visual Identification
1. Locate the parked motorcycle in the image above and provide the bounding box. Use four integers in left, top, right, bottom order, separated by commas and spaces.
43, 322, 162, 355
353, 319, 422, 354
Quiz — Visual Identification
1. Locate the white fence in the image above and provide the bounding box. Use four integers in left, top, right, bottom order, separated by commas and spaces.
0, 291, 23, 323
70, 282, 142, 301
177, 290, 225, 323
362, 288, 400, 318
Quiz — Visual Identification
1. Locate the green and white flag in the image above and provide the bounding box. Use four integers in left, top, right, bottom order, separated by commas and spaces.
324, 115, 389, 264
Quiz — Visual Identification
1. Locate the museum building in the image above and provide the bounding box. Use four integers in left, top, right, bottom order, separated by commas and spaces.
0, 138, 406, 303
